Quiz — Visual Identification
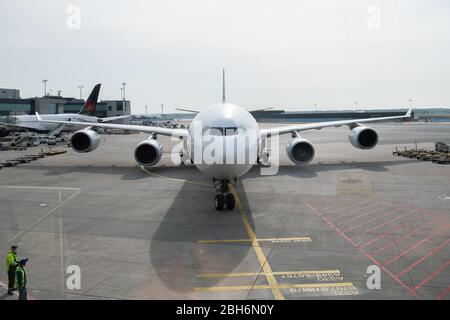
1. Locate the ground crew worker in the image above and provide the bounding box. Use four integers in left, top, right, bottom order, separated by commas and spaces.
15, 258, 28, 300
5, 245, 18, 295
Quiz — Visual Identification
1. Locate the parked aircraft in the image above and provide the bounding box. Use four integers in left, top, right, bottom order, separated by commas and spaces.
0, 84, 129, 137
36, 70, 412, 210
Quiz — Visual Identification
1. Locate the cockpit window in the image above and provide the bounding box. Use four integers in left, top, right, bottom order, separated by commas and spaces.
225, 127, 238, 136
202, 126, 243, 136
209, 127, 223, 136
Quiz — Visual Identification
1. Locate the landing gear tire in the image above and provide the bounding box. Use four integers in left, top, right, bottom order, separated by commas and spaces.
213, 178, 237, 211
214, 194, 225, 211
225, 193, 235, 210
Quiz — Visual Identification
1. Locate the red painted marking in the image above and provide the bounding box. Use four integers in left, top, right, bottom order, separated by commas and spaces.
302, 200, 421, 300
328, 199, 377, 220
351, 208, 420, 241
329, 202, 381, 223
343, 207, 405, 234
396, 238, 450, 278
413, 260, 450, 291
370, 216, 443, 255
436, 285, 450, 300
325, 198, 375, 217
321, 197, 346, 211
329, 197, 374, 212
303, 201, 359, 247
359, 214, 424, 249
336, 206, 388, 227
384, 223, 450, 266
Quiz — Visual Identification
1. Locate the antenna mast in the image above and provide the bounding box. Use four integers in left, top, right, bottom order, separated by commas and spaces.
222, 68, 226, 103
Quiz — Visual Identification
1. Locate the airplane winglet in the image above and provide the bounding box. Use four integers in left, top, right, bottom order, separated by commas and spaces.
35, 112, 42, 121
406, 108, 412, 118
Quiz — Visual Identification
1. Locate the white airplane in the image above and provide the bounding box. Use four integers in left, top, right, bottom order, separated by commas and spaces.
0, 84, 129, 137
36, 70, 412, 210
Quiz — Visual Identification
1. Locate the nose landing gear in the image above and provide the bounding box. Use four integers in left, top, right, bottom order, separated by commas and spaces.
213, 178, 236, 211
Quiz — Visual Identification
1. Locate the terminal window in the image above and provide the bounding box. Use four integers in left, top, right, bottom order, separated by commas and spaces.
0, 103, 31, 116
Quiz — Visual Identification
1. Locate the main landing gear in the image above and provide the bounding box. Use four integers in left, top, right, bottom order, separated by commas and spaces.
213, 178, 236, 211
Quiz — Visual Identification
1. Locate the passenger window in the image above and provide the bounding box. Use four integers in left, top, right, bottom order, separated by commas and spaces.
225, 127, 238, 136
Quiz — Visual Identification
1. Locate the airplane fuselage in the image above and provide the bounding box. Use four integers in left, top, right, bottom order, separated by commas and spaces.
188, 103, 260, 179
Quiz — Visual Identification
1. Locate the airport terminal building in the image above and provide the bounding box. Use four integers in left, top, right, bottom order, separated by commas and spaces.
250, 108, 450, 122
1, 87, 449, 123
0, 88, 131, 119
139, 108, 450, 123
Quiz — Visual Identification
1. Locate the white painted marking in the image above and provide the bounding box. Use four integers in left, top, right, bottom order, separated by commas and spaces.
0, 189, 81, 249
0, 280, 19, 297
0, 185, 81, 191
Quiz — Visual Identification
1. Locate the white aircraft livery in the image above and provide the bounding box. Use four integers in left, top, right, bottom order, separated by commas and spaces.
36, 70, 412, 210
0, 84, 129, 137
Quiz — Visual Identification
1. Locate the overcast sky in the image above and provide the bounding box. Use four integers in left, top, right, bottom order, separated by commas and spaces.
1, 0, 449, 113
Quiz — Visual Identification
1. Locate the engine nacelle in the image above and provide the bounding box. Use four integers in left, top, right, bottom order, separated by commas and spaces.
286, 138, 315, 165
348, 126, 378, 149
70, 129, 100, 153
134, 139, 163, 167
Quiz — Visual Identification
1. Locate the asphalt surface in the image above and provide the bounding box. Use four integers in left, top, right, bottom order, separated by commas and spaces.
0, 122, 449, 300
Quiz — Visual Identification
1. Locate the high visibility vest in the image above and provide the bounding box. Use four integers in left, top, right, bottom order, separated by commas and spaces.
15, 266, 27, 289
5, 251, 17, 272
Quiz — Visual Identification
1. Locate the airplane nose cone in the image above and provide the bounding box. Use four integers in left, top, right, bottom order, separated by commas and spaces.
193, 136, 258, 179
196, 163, 254, 179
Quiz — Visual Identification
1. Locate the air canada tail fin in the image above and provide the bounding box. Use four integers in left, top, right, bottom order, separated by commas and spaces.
79, 84, 101, 115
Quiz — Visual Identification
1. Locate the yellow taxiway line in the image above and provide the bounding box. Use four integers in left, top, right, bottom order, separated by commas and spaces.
229, 184, 285, 300
197, 270, 340, 278
197, 237, 312, 244
139, 166, 286, 299
194, 282, 355, 292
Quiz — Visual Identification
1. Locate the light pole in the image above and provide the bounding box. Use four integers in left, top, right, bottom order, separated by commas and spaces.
78, 85, 83, 99
161, 104, 164, 118
145, 105, 148, 115
42, 79, 48, 96
354, 101, 358, 111
314, 103, 317, 112
122, 82, 126, 111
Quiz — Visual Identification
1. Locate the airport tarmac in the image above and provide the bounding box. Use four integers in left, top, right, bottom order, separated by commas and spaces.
0, 122, 449, 300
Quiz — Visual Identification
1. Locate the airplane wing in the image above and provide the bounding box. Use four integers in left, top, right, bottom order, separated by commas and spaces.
35, 112, 188, 138
247, 107, 274, 112
260, 109, 412, 136
175, 108, 200, 113
98, 115, 131, 122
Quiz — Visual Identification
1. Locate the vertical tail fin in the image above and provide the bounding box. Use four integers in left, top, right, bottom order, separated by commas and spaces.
222, 68, 226, 103
79, 84, 101, 115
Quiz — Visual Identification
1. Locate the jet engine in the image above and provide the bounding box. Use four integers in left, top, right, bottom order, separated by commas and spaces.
0, 126, 10, 137
286, 138, 315, 165
134, 139, 163, 167
70, 129, 101, 153
348, 126, 378, 149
